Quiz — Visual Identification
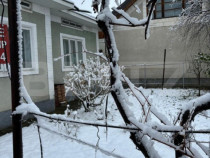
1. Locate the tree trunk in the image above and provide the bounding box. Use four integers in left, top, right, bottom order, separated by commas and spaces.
98, 20, 152, 158
198, 71, 201, 96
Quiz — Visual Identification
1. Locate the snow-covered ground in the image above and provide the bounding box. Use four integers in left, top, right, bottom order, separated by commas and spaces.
0, 88, 209, 158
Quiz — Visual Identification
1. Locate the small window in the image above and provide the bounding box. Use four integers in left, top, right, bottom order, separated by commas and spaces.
153, 0, 188, 19
61, 34, 86, 71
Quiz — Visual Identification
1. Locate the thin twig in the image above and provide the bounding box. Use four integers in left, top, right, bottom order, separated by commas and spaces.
38, 124, 125, 158
95, 126, 100, 158
37, 125, 43, 158
31, 112, 210, 133
134, 87, 171, 125
105, 95, 109, 140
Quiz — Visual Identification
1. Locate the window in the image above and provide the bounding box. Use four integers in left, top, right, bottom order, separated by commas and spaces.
153, 0, 188, 19
0, 29, 34, 70
0, 19, 38, 77
21, 23, 38, 75
22, 29, 32, 68
61, 34, 86, 71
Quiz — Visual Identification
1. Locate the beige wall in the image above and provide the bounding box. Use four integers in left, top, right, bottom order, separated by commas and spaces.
116, 25, 210, 80
109, 1, 209, 81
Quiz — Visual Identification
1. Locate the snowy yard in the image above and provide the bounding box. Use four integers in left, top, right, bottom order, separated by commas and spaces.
0, 88, 210, 158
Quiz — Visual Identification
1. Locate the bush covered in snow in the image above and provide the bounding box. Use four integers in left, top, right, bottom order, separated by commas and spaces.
64, 57, 110, 111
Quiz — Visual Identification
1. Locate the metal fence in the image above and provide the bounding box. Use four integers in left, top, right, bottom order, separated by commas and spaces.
1, 62, 210, 88
122, 62, 210, 88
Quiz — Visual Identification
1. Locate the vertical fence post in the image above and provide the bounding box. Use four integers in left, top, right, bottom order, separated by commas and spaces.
162, 49, 166, 89
144, 64, 146, 88
209, 136, 210, 158
183, 62, 185, 89
8, 0, 23, 158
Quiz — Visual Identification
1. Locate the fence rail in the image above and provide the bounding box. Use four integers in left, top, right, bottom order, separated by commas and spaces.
122, 62, 210, 88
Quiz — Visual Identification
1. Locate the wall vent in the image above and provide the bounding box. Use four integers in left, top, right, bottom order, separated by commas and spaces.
61, 18, 82, 29
21, 0, 32, 11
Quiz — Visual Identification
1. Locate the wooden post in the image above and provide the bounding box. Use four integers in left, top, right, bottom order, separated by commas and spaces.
8, 0, 23, 157
162, 49, 166, 89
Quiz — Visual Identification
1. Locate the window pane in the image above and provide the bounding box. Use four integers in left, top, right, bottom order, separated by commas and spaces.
164, 0, 173, 2
156, 11, 163, 18
157, 0, 161, 3
156, 3, 162, 11
63, 39, 70, 66
77, 41, 83, 63
164, 1, 182, 10
70, 40, 76, 66
165, 9, 182, 17
22, 29, 32, 68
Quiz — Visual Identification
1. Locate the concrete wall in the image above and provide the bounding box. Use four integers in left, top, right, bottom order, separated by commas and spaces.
114, 26, 190, 78
51, 21, 97, 84
110, 1, 210, 87
0, 6, 50, 112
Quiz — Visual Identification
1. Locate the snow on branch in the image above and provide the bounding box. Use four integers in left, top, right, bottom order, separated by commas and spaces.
95, 0, 156, 40
64, 57, 110, 111
173, 0, 210, 49
112, 8, 147, 26
196, 141, 210, 157
180, 93, 210, 126
13, 102, 40, 116
122, 74, 172, 125
129, 117, 194, 158
174, 93, 210, 157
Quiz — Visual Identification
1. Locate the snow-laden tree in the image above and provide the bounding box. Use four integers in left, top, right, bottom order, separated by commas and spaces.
174, 0, 210, 50
174, 0, 210, 96
12, 0, 210, 157
64, 57, 110, 111
92, 0, 210, 157
197, 52, 210, 76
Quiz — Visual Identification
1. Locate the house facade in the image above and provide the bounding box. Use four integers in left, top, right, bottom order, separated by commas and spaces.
100, 0, 210, 88
0, 0, 98, 129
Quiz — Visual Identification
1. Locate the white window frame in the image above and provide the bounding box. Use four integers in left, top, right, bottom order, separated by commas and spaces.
60, 33, 86, 72
0, 17, 39, 77
0, 64, 5, 71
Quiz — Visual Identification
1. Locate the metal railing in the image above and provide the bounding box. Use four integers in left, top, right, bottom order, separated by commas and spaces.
122, 62, 210, 88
